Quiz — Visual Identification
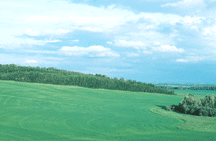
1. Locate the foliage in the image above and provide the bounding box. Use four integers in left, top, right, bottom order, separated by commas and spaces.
166, 93, 216, 117
0, 64, 174, 94
157, 84, 216, 91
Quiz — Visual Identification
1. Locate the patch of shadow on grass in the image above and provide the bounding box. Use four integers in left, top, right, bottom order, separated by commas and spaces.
156, 105, 166, 110
156, 105, 185, 115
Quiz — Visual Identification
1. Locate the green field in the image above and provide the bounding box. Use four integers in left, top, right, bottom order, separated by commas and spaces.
175, 89, 216, 96
1, 80, 216, 141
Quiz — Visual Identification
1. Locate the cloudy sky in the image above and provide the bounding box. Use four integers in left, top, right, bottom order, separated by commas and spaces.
1, 0, 216, 84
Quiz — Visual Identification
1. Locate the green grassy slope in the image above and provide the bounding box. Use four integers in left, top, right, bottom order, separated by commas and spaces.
0, 80, 216, 141
0, 64, 174, 95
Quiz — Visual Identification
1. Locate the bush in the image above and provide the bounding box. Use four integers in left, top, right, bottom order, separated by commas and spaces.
209, 108, 214, 117
166, 94, 216, 117
194, 100, 202, 107
189, 106, 198, 114
199, 109, 203, 116
166, 105, 176, 111
201, 108, 209, 116
213, 109, 216, 117
166, 105, 172, 111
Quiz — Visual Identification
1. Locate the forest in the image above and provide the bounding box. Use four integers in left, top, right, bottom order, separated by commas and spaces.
0, 64, 174, 94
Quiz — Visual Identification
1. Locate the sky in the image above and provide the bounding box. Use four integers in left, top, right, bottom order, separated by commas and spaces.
0, 0, 216, 84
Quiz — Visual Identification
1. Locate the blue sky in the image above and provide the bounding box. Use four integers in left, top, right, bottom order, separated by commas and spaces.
1, 0, 216, 84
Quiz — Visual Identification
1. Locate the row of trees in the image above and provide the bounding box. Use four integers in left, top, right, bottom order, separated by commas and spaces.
166, 94, 216, 117
0, 64, 175, 94
158, 85, 216, 91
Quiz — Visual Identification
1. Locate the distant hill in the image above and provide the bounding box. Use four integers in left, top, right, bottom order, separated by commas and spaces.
0, 64, 174, 95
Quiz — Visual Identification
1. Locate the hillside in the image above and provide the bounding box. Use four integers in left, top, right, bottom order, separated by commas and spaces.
0, 64, 174, 95
0, 80, 215, 141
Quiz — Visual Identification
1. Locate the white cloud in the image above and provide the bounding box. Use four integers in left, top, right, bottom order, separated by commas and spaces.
181, 16, 205, 26
107, 4, 116, 10
0, 0, 142, 49
72, 39, 79, 42
43, 29, 70, 36
139, 12, 205, 28
0, 0, 205, 52
25, 16, 65, 23
176, 59, 189, 63
45, 57, 64, 61
161, 0, 205, 8
139, 13, 182, 26
0, 53, 62, 66
47, 40, 61, 43
138, 23, 157, 30
202, 25, 216, 36
201, 25, 216, 47
25, 29, 70, 36
20, 2, 139, 34
60, 45, 120, 57
143, 50, 153, 54
176, 56, 205, 63
92, 52, 120, 57
0, 25, 61, 49
117, 31, 176, 51
152, 45, 185, 53
7, 1, 204, 40
114, 40, 147, 49
187, 56, 205, 61
0, 36, 60, 48
23, 50, 57, 54
127, 53, 140, 57
107, 41, 113, 45
25, 29, 40, 36
113, 37, 185, 55
0, 0, 215, 63
26, 60, 37, 64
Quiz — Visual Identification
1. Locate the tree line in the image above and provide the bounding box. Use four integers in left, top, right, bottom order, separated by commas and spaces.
0, 64, 175, 95
158, 85, 216, 91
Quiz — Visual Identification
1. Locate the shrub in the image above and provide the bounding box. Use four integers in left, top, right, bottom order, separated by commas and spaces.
199, 110, 203, 116
167, 94, 216, 117
195, 100, 202, 107
166, 105, 176, 111
193, 108, 200, 115
214, 109, 216, 117
166, 105, 172, 111
189, 106, 198, 114
202, 109, 209, 116
209, 108, 214, 117
209, 94, 215, 108
181, 93, 196, 106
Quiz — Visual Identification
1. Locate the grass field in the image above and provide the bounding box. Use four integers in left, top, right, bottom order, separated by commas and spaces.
1, 80, 216, 141
175, 89, 216, 96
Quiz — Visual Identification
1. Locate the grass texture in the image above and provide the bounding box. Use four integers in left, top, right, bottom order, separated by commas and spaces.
0, 80, 216, 141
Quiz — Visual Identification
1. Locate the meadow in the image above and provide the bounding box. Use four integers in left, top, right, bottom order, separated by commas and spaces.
1, 80, 216, 141
175, 89, 216, 96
